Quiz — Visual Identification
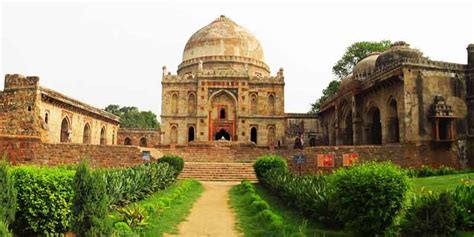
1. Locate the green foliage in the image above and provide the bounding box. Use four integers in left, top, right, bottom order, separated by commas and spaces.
0, 161, 16, 227
158, 155, 184, 174
259, 169, 335, 226
330, 162, 410, 236
72, 161, 112, 237
236, 180, 285, 235
309, 40, 391, 113
406, 165, 466, 178
105, 104, 160, 129
309, 80, 340, 114
114, 203, 149, 229
104, 162, 176, 207
12, 166, 74, 235
112, 179, 203, 236
451, 180, 474, 229
0, 220, 12, 237
253, 155, 288, 179
332, 40, 392, 79
401, 192, 457, 236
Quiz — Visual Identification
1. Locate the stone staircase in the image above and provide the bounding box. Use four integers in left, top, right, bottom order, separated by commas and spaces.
179, 162, 257, 181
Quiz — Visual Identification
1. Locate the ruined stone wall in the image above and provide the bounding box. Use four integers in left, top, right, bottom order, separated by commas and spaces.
0, 75, 43, 137
117, 128, 161, 147
403, 67, 467, 143
0, 135, 144, 168
284, 114, 322, 147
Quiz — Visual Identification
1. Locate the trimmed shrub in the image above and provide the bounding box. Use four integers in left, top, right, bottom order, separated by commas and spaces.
158, 155, 184, 174
250, 199, 270, 212
401, 192, 457, 236
12, 166, 75, 235
104, 162, 176, 207
329, 162, 410, 236
253, 155, 287, 178
0, 161, 16, 228
72, 162, 112, 237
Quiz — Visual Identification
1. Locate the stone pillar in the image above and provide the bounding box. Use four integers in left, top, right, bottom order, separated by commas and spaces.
353, 118, 363, 145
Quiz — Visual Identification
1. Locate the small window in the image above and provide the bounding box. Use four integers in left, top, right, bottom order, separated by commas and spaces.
45, 112, 49, 124
140, 137, 147, 147
27, 106, 32, 111
220, 108, 226, 120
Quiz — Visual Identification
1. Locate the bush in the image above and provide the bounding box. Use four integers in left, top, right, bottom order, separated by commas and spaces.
104, 162, 176, 207
12, 166, 75, 235
407, 165, 461, 178
72, 162, 112, 237
253, 155, 287, 178
451, 180, 474, 229
401, 192, 457, 236
158, 155, 184, 174
329, 162, 409, 236
259, 168, 335, 226
0, 161, 16, 228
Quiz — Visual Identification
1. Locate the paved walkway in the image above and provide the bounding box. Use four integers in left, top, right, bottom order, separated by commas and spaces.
166, 181, 242, 237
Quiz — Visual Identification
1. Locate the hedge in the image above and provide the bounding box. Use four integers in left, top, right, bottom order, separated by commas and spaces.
253, 155, 288, 179
158, 155, 184, 174
12, 166, 75, 235
258, 162, 410, 235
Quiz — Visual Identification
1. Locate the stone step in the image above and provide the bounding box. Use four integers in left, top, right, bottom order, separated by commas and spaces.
179, 162, 257, 181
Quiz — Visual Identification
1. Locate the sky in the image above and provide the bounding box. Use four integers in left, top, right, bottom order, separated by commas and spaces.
1, 0, 473, 116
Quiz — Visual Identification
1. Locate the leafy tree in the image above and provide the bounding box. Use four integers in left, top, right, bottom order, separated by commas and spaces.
309, 40, 391, 113
309, 80, 340, 114
332, 40, 391, 79
105, 105, 160, 129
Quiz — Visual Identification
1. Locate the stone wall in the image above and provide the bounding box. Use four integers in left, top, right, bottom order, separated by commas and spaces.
0, 135, 145, 168
117, 128, 161, 147
159, 141, 466, 173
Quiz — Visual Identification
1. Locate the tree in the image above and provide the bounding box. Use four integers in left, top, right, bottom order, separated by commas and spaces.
309, 80, 340, 114
105, 105, 160, 129
309, 40, 391, 113
332, 40, 391, 80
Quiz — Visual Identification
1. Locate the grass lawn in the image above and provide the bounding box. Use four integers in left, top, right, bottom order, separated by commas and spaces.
112, 179, 204, 236
411, 173, 474, 194
229, 183, 346, 237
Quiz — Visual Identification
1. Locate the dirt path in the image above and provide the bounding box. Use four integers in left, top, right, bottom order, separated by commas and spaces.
166, 181, 242, 237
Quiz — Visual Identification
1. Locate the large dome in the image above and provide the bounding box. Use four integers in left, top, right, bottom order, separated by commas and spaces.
178, 15, 269, 75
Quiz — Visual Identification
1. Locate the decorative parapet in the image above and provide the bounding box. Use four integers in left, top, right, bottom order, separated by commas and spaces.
177, 55, 270, 73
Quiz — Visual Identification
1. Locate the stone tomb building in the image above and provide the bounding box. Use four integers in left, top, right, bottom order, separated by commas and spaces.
318, 42, 474, 168
0, 74, 119, 145
161, 16, 289, 146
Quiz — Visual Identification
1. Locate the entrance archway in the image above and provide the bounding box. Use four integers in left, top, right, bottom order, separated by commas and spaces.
188, 126, 195, 142
367, 107, 382, 144
60, 117, 70, 143
215, 129, 230, 140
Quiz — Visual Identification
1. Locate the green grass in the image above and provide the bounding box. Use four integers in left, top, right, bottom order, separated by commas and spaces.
412, 173, 474, 194
113, 179, 204, 236
229, 183, 346, 237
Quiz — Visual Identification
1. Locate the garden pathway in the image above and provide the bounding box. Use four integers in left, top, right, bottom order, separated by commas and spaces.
165, 181, 242, 237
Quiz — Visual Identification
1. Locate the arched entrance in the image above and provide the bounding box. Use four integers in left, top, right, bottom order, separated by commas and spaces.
367, 107, 382, 145
60, 117, 70, 143
83, 123, 91, 144
139, 137, 147, 147
209, 90, 237, 141
124, 137, 132, 145
100, 127, 106, 145
250, 127, 257, 144
215, 129, 230, 140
